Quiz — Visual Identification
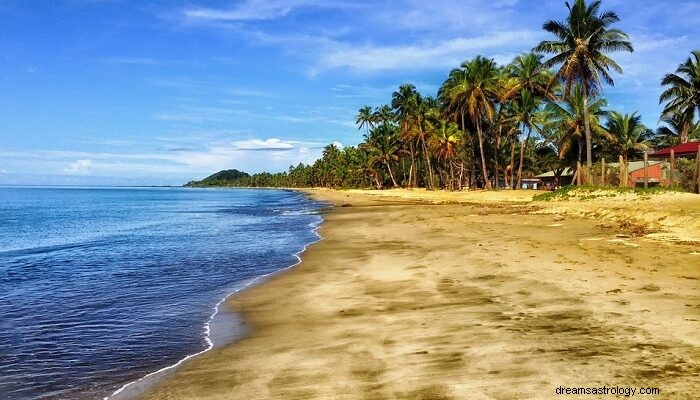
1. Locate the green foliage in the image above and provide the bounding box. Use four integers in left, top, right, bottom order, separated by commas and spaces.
533, 184, 685, 201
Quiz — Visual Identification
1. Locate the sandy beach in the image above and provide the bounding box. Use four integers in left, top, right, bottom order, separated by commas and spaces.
140, 189, 700, 399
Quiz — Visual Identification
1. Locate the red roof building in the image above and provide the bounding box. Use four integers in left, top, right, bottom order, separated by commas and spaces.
649, 142, 700, 158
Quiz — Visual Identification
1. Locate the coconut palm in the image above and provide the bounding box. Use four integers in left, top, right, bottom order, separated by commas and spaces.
430, 120, 462, 189
374, 105, 396, 125
392, 84, 420, 187
512, 89, 542, 188
546, 84, 609, 182
362, 124, 401, 188
659, 50, 700, 144
605, 111, 652, 163
534, 0, 633, 168
509, 53, 554, 99
654, 114, 700, 148
439, 56, 500, 188
355, 105, 376, 135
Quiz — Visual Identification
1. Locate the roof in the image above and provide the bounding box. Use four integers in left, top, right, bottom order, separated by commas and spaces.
536, 161, 668, 178
535, 167, 574, 178
649, 141, 700, 157
607, 161, 664, 172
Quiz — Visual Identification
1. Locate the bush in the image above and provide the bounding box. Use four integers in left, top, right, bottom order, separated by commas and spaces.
675, 158, 697, 192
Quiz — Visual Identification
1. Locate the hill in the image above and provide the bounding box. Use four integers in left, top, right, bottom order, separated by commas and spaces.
184, 169, 250, 187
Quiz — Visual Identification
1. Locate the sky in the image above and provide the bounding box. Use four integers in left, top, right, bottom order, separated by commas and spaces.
1, 0, 698, 186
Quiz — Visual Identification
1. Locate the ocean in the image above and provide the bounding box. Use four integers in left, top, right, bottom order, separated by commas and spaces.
0, 187, 325, 400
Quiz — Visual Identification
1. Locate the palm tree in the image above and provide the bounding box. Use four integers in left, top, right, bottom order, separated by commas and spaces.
512, 89, 542, 188
654, 114, 700, 148
509, 53, 554, 99
508, 54, 554, 188
491, 69, 519, 188
439, 56, 500, 189
374, 105, 396, 125
659, 50, 700, 144
392, 84, 420, 187
356, 105, 376, 135
430, 120, 462, 189
546, 84, 609, 182
534, 0, 633, 168
605, 111, 652, 163
362, 124, 401, 188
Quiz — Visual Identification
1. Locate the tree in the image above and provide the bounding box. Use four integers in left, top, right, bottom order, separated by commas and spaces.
605, 111, 652, 163
659, 50, 700, 144
430, 120, 462, 189
654, 113, 700, 148
439, 56, 500, 189
356, 105, 376, 135
362, 124, 401, 188
534, 0, 633, 168
392, 84, 421, 187
545, 84, 609, 182
508, 53, 553, 188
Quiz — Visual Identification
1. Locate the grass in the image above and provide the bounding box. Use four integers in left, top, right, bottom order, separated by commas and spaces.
533, 185, 686, 201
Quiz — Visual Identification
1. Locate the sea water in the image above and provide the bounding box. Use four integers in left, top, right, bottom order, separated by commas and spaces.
0, 187, 324, 400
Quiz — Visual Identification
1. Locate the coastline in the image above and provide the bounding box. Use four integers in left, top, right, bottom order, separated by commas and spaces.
138, 188, 699, 399
105, 190, 327, 400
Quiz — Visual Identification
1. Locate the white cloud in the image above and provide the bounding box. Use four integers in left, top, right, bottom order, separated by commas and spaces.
318, 30, 542, 72
183, 0, 338, 22
64, 159, 93, 174
230, 138, 296, 150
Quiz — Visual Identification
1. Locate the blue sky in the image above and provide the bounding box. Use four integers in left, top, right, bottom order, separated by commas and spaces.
1, 0, 698, 185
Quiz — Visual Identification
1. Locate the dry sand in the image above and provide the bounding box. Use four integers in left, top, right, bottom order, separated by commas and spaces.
141, 189, 700, 399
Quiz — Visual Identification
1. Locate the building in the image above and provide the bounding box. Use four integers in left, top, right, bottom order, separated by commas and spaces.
649, 142, 700, 159
535, 168, 575, 189
536, 161, 670, 187
607, 161, 670, 187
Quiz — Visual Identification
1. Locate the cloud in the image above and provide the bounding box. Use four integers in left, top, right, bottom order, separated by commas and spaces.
230, 137, 296, 151
183, 0, 337, 22
317, 30, 542, 72
64, 159, 93, 174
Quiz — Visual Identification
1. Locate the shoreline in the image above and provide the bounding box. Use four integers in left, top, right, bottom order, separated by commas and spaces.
137, 188, 699, 399
106, 192, 327, 400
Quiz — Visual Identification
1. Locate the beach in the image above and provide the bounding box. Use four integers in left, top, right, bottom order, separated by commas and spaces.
140, 189, 700, 399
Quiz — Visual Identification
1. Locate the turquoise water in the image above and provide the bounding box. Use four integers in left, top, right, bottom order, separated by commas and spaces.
0, 187, 324, 400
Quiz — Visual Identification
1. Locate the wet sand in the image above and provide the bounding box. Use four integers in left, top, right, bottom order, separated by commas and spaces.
141, 189, 700, 399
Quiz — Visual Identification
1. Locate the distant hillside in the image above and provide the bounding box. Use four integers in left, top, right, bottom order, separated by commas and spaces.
184, 169, 251, 187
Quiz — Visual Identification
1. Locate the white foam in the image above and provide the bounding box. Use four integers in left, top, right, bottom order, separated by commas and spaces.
105, 212, 326, 400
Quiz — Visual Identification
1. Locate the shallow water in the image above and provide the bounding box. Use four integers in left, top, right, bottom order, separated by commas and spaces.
0, 187, 323, 400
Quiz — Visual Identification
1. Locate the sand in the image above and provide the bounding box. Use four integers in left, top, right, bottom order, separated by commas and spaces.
140, 189, 700, 399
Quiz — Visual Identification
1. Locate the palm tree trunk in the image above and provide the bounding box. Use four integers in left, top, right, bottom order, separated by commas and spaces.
385, 161, 398, 187
582, 85, 593, 168
508, 141, 516, 189
516, 126, 531, 189
493, 137, 500, 189
408, 142, 415, 188
421, 134, 434, 190
476, 120, 491, 189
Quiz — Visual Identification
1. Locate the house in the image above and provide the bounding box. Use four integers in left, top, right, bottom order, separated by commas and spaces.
535, 168, 575, 189
607, 161, 670, 187
649, 141, 700, 159
535, 161, 670, 187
